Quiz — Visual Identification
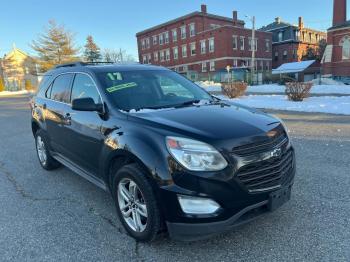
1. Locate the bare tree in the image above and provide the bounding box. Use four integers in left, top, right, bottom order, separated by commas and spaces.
103, 48, 135, 63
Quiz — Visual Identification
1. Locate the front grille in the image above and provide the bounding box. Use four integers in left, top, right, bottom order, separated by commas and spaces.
236, 149, 294, 192
232, 131, 288, 157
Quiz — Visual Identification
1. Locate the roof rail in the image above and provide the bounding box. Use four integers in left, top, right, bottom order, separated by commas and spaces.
54, 62, 86, 69
54, 61, 115, 69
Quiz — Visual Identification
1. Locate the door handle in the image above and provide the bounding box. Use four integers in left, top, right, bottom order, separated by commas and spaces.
64, 113, 72, 125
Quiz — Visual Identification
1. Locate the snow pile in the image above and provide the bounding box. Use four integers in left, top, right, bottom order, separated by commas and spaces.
0, 90, 32, 97
222, 95, 350, 115
196, 81, 222, 92
247, 84, 350, 95
311, 78, 345, 86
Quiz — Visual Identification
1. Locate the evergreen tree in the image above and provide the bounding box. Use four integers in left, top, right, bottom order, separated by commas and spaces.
31, 20, 79, 72
83, 35, 101, 62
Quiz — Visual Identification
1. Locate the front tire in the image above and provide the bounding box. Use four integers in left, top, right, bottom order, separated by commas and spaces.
112, 163, 162, 242
35, 130, 60, 170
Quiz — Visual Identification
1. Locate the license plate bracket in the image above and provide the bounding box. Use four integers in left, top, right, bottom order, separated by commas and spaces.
268, 187, 291, 211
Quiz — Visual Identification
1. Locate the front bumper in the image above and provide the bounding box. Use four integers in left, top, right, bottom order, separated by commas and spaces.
167, 184, 293, 241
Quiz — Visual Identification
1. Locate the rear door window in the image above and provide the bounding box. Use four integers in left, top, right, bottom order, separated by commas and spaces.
50, 74, 73, 103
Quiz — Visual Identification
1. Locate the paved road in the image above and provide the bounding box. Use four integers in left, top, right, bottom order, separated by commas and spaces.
0, 95, 349, 262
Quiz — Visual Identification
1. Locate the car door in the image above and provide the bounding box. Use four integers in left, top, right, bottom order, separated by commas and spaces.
44, 73, 73, 154
60, 73, 104, 175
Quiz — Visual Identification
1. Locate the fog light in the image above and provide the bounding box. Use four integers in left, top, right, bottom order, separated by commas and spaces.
177, 195, 220, 215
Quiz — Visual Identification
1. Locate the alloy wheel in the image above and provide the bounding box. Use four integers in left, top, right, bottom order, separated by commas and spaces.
117, 178, 148, 232
36, 135, 47, 166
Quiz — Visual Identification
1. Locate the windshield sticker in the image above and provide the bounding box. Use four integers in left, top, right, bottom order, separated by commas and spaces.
106, 82, 138, 93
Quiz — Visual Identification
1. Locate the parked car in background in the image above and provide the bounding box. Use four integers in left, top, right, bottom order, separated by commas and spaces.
31, 62, 295, 241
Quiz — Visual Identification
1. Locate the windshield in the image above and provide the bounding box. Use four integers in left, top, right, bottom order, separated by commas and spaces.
97, 70, 213, 111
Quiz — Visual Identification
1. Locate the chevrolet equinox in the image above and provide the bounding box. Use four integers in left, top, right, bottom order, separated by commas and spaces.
31, 62, 295, 242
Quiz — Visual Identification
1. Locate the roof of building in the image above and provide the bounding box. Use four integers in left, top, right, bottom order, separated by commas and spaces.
328, 20, 350, 31
272, 60, 316, 74
136, 11, 245, 36
260, 20, 295, 32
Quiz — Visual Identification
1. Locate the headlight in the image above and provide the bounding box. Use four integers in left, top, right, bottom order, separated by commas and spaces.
166, 136, 228, 171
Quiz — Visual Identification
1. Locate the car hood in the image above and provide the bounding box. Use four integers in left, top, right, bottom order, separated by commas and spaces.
127, 102, 281, 142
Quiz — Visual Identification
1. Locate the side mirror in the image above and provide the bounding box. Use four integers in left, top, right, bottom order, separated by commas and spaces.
72, 97, 103, 112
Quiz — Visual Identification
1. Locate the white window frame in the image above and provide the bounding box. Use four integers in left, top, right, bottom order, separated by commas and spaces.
173, 46, 178, 60
181, 26, 186, 39
142, 55, 147, 63
141, 39, 146, 50
190, 42, 196, 56
147, 53, 151, 64
165, 49, 170, 61
341, 36, 350, 60
145, 38, 150, 49
265, 39, 270, 52
208, 38, 214, 53
248, 38, 257, 51
232, 35, 238, 50
182, 44, 187, 58
209, 61, 215, 71
159, 34, 164, 45
153, 51, 158, 62
152, 35, 157, 45
233, 59, 238, 67
189, 23, 196, 37
160, 50, 165, 61
172, 29, 177, 42
200, 40, 206, 54
201, 61, 207, 72
278, 31, 283, 42
240, 36, 245, 50
164, 31, 169, 44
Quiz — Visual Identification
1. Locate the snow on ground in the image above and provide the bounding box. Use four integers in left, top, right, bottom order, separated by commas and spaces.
221, 95, 350, 115
247, 84, 350, 95
197, 81, 350, 95
0, 90, 33, 97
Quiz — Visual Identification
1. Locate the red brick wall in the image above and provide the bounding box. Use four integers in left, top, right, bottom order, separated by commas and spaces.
136, 13, 272, 72
323, 28, 350, 76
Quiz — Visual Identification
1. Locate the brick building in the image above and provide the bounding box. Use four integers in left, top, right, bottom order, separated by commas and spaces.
322, 0, 350, 82
260, 17, 326, 69
136, 5, 272, 80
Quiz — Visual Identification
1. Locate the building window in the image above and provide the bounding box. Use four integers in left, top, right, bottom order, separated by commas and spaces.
202, 62, 207, 72
232, 35, 238, 49
190, 42, 196, 56
265, 61, 270, 71
153, 52, 158, 62
165, 49, 170, 61
341, 36, 350, 60
278, 31, 283, 42
181, 26, 186, 39
208, 38, 214, 52
210, 61, 215, 71
147, 53, 151, 64
189, 23, 196, 37
164, 32, 169, 44
265, 39, 270, 52
233, 59, 238, 67
200, 40, 206, 54
160, 50, 165, 61
159, 34, 164, 45
152, 36, 157, 45
248, 38, 257, 51
283, 50, 288, 60
274, 52, 279, 61
183, 65, 188, 72
182, 45, 187, 58
260, 60, 264, 71
141, 39, 146, 50
173, 46, 178, 59
145, 38, 150, 49
172, 29, 177, 42
240, 36, 245, 50
142, 55, 147, 63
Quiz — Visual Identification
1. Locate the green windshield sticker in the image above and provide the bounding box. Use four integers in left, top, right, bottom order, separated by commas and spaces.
106, 82, 138, 93
107, 73, 115, 81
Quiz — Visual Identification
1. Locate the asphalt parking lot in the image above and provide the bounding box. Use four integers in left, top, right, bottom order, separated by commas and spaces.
0, 95, 349, 262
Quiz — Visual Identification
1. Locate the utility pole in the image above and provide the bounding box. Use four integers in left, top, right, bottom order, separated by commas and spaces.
251, 16, 256, 85
245, 15, 256, 85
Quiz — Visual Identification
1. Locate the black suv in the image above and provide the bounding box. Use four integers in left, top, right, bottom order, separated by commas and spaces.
31, 62, 295, 242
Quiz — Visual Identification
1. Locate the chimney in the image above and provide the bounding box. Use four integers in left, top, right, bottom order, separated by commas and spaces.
275, 17, 281, 24
201, 4, 207, 14
233, 10, 238, 22
333, 0, 347, 26
298, 17, 304, 29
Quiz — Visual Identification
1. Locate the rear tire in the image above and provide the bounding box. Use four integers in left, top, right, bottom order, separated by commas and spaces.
35, 129, 60, 170
112, 163, 162, 242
